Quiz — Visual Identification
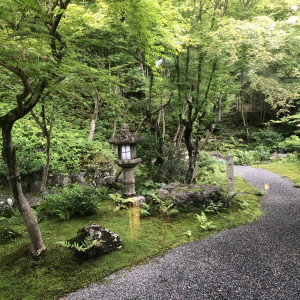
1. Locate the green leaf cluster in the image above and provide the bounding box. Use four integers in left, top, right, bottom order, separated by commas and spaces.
38, 186, 102, 220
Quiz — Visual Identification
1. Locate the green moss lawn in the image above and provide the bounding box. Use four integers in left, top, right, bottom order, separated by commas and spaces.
254, 160, 300, 186
0, 179, 262, 300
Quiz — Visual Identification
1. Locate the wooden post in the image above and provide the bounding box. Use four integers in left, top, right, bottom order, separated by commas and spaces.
226, 153, 234, 193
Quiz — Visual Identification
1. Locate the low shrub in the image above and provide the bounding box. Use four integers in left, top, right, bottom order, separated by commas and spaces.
279, 135, 300, 153
285, 153, 300, 162
195, 153, 226, 185
0, 227, 22, 245
233, 149, 257, 165
38, 186, 101, 220
195, 212, 216, 231
137, 135, 187, 183
233, 146, 270, 165
139, 202, 151, 217
251, 129, 283, 151
254, 146, 270, 162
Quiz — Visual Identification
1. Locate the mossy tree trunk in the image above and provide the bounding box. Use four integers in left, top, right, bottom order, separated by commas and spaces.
0, 0, 71, 256
31, 101, 55, 193
1, 115, 46, 256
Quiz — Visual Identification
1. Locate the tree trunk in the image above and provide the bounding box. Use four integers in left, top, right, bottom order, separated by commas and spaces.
31, 101, 55, 194
154, 109, 162, 138
162, 108, 165, 140
173, 104, 188, 146
185, 145, 199, 184
40, 133, 51, 192
135, 94, 171, 135
184, 125, 199, 184
111, 113, 118, 140
2, 124, 46, 256
222, 0, 228, 16
199, 96, 222, 151
241, 101, 250, 144
147, 70, 154, 134
88, 89, 100, 141
177, 126, 186, 147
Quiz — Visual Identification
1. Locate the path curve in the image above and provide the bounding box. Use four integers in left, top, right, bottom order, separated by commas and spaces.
65, 166, 300, 300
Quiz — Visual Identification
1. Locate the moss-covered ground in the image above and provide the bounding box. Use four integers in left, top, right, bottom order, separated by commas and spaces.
254, 161, 300, 186
0, 178, 262, 300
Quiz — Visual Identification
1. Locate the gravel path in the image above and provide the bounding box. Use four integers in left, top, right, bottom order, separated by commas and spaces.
64, 166, 300, 300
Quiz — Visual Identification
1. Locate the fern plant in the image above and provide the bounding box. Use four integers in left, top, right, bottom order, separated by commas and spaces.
203, 201, 224, 215
151, 193, 179, 216
109, 193, 135, 211
56, 235, 104, 253
184, 230, 192, 238
195, 212, 216, 231
140, 202, 151, 217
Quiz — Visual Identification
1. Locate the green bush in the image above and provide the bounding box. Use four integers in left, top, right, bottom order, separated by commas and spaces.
254, 146, 270, 162
279, 135, 300, 153
163, 144, 187, 183
233, 146, 271, 165
0, 117, 114, 176
233, 149, 257, 165
284, 153, 300, 162
50, 130, 113, 174
38, 186, 101, 220
251, 129, 283, 151
109, 193, 135, 211
137, 135, 187, 183
195, 153, 226, 185
139, 202, 151, 217
195, 212, 216, 231
0, 123, 45, 176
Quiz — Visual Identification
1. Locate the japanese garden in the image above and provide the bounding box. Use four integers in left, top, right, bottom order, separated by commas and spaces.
0, 0, 299, 299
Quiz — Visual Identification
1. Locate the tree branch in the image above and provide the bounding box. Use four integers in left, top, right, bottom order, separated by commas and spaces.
0, 61, 32, 115
31, 110, 45, 134
0, 79, 47, 127
135, 93, 172, 134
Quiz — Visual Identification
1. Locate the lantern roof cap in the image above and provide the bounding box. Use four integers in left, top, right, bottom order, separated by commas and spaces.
109, 123, 143, 145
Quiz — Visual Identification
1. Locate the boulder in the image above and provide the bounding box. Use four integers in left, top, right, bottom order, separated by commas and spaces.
94, 176, 115, 187
47, 173, 69, 188
86, 162, 115, 178
0, 227, 21, 244
0, 194, 43, 214
270, 152, 288, 160
27, 180, 43, 194
70, 224, 122, 258
104, 176, 115, 186
86, 162, 116, 187
157, 183, 227, 211
70, 172, 86, 184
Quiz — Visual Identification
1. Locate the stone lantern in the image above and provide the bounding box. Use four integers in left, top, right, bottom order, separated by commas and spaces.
109, 123, 143, 198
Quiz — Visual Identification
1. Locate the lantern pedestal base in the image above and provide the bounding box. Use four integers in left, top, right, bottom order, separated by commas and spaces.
129, 195, 145, 204
116, 158, 142, 198
122, 167, 136, 196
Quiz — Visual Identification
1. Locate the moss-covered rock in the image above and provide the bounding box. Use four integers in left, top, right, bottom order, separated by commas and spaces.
157, 183, 228, 211
68, 224, 122, 259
